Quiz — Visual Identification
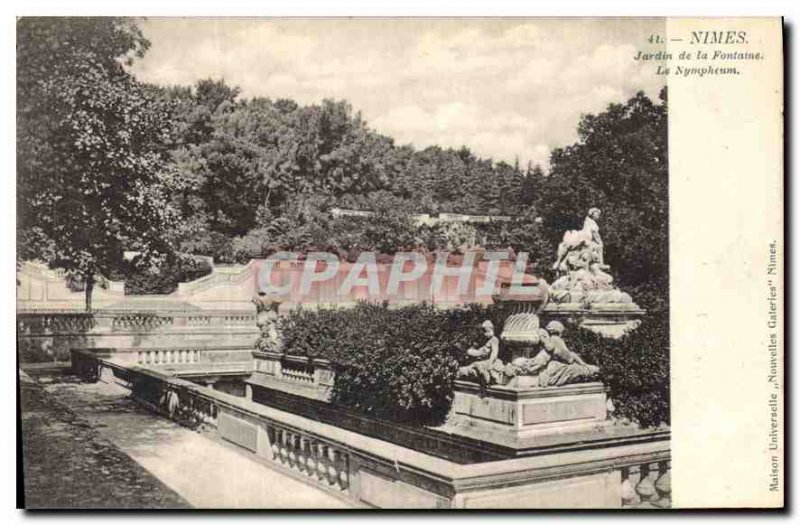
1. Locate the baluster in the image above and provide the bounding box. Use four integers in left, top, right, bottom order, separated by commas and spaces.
635, 463, 659, 505
316, 443, 328, 480
268, 426, 279, 460
279, 429, 289, 464
620, 465, 640, 507
306, 438, 318, 479
334, 450, 348, 490
287, 432, 298, 468
296, 436, 308, 474
653, 461, 671, 508
326, 446, 338, 486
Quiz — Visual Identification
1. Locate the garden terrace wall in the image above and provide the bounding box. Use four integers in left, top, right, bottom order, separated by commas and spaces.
73, 350, 671, 509
17, 309, 258, 364
248, 351, 668, 464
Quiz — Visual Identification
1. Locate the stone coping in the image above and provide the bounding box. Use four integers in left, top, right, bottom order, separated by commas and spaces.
544, 304, 646, 315
91, 345, 256, 353
454, 380, 607, 400
252, 350, 331, 367
246, 371, 330, 401
18, 308, 255, 315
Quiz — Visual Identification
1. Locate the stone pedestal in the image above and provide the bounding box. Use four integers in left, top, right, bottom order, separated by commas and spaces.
448, 380, 608, 441
543, 303, 645, 339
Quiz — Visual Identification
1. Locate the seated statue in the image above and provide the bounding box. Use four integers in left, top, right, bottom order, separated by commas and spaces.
504, 321, 599, 387
457, 320, 506, 391
252, 293, 283, 352
552, 207, 607, 274
549, 207, 633, 302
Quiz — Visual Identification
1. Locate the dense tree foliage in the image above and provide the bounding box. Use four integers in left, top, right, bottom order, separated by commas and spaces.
17, 18, 176, 309
157, 78, 667, 313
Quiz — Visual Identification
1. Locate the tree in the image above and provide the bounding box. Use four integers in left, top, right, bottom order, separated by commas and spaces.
17, 18, 176, 309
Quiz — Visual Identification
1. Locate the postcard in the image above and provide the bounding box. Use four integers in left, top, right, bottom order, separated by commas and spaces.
16, 16, 783, 509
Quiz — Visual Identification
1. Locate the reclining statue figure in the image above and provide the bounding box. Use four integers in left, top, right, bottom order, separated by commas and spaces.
504, 321, 600, 387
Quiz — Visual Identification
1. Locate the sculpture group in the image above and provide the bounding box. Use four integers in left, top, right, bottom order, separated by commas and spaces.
457, 207, 627, 390
457, 318, 599, 390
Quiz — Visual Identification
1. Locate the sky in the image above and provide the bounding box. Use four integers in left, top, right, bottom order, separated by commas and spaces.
131, 18, 666, 169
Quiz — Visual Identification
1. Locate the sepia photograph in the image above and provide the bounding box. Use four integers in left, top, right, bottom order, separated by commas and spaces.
14, 15, 781, 510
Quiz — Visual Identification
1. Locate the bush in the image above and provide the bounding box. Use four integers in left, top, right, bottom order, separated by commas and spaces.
123, 255, 213, 295
281, 302, 495, 425
566, 306, 670, 428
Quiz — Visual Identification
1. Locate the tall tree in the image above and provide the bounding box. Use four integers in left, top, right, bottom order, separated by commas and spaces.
17, 18, 176, 309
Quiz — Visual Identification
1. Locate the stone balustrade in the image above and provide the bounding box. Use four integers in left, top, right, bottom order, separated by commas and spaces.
268, 424, 350, 492
18, 310, 259, 363
620, 460, 671, 509
137, 348, 203, 366
18, 310, 257, 334
250, 351, 335, 397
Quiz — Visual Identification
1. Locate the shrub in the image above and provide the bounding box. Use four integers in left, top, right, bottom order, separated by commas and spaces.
281, 302, 494, 425
566, 305, 670, 428
123, 255, 213, 295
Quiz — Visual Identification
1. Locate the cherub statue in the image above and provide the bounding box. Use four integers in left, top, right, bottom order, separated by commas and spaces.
252, 293, 282, 352
457, 320, 506, 391
504, 321, 600, 387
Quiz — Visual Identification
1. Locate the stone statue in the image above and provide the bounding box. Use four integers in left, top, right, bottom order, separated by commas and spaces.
504, 321, 599, 387
252, 293, 282, 352
549, 207, 636, 306
457, 320, 506, 390
553, 207, 607, 275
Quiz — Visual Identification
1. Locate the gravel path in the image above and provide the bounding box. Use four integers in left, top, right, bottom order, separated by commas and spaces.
20, 370, 353, 509
19, 371, 190, 509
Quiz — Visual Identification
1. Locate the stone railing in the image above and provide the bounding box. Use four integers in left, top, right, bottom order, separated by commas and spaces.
136, 348, 208, 367
251, 351, 335, 394
73, 350, 671, 509
18, 312, 98, 334
18, 310, 258, 364
175, 261, 256, 296
265, 422, 351, 492
18, 310, 257, 334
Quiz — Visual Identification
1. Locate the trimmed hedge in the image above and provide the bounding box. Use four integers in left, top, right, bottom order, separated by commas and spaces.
280, 301, 670, 428
566, 307, 670, 428
281, 303, 494, 425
